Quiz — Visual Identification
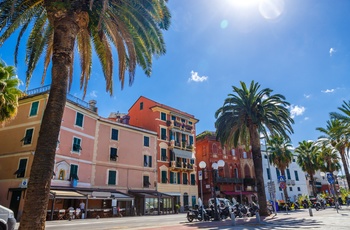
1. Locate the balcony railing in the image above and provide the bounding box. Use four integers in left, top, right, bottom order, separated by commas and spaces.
216, 177, 243, 184
23, 85, 96, 112
169, 161, 194, 172
167, 120, 193, 132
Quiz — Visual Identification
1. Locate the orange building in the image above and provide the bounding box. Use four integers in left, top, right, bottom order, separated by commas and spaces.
195, 131, 257, 205
127, 96, 199, 211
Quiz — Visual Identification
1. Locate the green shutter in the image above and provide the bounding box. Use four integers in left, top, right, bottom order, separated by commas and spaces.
70, 165, 78, 180
162, 171, 167, 183
191, 174, 195, 185
177, 172, 180, 184
170, 172, 174, 184
108, 171, 116, 185
111, 129, 118, 140
149, 156, 152, 167
24, 129, 33, 145
75, 112, 84, 127
30, 101, 39, 116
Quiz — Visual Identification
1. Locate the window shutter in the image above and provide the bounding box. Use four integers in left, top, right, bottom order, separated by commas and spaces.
162, 171, 167, 183
177, 172, 180, 184
30, 101, 39, 116
108, 171, 116, 185
191, 174, 195, 185
170, 172, 174, 184
149, 156, 152, 167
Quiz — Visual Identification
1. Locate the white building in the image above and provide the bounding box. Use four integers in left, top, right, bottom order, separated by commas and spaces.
261, 144, 309, 202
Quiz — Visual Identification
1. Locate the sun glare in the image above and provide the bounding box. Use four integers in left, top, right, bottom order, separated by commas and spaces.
228, 0, 260, 9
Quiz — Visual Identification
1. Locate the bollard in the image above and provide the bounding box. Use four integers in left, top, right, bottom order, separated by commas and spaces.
308, 207, 313, 217
255, 211, 260, 223
231, 212, 236, 226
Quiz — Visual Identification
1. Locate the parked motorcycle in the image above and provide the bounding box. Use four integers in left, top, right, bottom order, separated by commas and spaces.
247, 202, 259, 217
218, 204, 231, 220
294, 201, 300, 210
302, 199, 309, 209
310, 198, 321, 211
187, 205, 209, 222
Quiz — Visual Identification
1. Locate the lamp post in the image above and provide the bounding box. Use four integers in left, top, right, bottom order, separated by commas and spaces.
333, 170, 339, 213
212, 160, 225, 221
199, 161, 206, 219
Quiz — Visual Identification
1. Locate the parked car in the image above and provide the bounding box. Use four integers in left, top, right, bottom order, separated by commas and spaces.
0, 205, 16, 230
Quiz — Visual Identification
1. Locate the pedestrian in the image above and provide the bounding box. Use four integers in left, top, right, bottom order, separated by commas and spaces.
79, 200, 85, 213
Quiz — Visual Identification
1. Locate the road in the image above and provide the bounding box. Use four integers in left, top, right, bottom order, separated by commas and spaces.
15, 206, 350, 229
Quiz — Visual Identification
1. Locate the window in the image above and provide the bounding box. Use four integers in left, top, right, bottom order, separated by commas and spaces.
144, 155, 152, 167
181, 119, 185, 123
108, 170, 117, 185
170, 171, 175, 184
161, 128, 167, 140
171, 116, 176, 121
234, 168, 238, 178
22, 128, 34, 145
289, 187, 293, 192
243, 152, 247, 159
286, 169, 291, 180
29, 101, 39, 116
267, 168, 271, 180
144, 136, 149, 147
161, 171, 167, 183
69, 164, 79, 180
264, 154, 268, 159
58, 169, 65, 180
140, 102, 144, 110
292, 157, 295, 162
111, 129, 119, 141
110, 147, 118, 161
294, 171, 299, 181
190, 174, 195, 185
188, 121, 193, 125
177, 172, 181, 184
72, 137, 82, 153
297, 187, 301, 191
189, 136, 193, 145
160, 112, 166, 121
143, 175, 150, 188
161, 148, 167, 161
231, 149, 235, 156
75, 112, 84, 127
15, 159, 28, 178
183, 173, 188, 185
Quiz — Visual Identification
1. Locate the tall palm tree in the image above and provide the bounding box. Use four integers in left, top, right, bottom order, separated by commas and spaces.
0, 60, 22, 122
330, 102, 350, 189
295, 140, 320, 197
215, 80, 294, 216
267, 134, 293, 202
0, 1, 170, 229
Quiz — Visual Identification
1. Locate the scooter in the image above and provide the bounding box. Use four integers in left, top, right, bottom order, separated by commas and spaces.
187, 205, 209, 222
247, 202, 259, 217
294, 201, 300, 209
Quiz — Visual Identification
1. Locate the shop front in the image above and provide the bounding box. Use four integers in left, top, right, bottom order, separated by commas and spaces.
128, 190, 173, 215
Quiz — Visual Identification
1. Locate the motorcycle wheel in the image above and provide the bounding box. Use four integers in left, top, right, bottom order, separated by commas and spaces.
315, 206, 320, 211
204, 214, 210, 221
187, 216, 194, 222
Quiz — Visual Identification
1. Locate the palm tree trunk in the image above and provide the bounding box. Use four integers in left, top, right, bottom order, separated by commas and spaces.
249, 126, 269, 216
309, 174, 317, 197
281, 171, 289, 201
340, 149, 350, 189
19, 13, 81, 230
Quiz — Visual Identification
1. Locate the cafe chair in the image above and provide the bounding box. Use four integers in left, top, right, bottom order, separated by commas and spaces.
58, 209, 66, 220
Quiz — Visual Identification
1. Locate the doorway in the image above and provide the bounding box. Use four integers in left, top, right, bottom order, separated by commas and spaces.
10, 190, 22, 220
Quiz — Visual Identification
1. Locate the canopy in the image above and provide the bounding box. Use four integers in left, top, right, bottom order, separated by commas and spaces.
172, 149, 194, 159
49, 190, 87, 199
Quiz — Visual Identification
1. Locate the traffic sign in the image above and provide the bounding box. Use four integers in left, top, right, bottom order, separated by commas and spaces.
278, 176, 286, 183
327, 173, 335, 184
198, 171, 202, 181
268, 181, 276, 193
279, 182, 286, 190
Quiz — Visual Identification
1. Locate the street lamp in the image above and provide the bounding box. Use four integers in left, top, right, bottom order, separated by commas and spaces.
199, 161, 206, 219
212, 160, 225, 221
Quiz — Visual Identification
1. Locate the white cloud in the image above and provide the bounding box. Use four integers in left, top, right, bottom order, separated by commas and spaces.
290, 105, 305, 118
304, 117, 309, 121
90, 90, 98, 98
330, 48, 336, 56
304, 94, 311, 99
321, 89, 335, 93
188, 71, 208, 82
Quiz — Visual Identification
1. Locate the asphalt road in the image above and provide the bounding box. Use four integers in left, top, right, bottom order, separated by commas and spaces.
15, 206, 350, 230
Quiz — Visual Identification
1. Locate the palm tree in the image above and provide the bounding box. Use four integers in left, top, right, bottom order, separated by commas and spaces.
215, 81, 294, 216
0, 1, 170, 229
329, 103, 350, 189
295, 140, 321, 197
0, 60, 22, 122
267, 134, 293, 202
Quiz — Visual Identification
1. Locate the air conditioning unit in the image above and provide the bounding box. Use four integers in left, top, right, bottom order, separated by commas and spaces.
20, 179, 28, 188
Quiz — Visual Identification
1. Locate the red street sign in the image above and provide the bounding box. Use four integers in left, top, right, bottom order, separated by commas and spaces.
279, 182, 286, 190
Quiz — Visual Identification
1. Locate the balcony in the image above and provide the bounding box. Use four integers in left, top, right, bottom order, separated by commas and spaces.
169, 161, 194, 172
168, 140, 194, 151
166, 120, 193, 133
286, 179, 295, 186
216, 177, 243, 184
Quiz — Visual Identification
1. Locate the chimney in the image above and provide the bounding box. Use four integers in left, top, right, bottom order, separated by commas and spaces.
89, 100, 97, 112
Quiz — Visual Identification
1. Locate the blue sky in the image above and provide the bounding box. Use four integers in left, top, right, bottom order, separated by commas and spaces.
1, 0, 350, 147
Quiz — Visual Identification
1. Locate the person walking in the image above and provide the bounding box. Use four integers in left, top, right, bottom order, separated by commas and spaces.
79, 201, 85, 213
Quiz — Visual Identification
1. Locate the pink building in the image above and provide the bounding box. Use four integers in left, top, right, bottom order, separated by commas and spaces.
0, 86, 163, 220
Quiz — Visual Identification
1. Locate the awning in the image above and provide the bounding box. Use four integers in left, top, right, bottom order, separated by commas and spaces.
111, 192, 134, 201
172, 149, 194, 159
129, 190, 172, 198
163, 192, 181, 196
78, 191, 112, 199
49, 190, 87, 199
222, 191, 256, 196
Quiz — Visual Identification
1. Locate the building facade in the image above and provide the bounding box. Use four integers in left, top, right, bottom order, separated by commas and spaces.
0, 86, 166, 220
195, 131, 257, 205
127, 96, 199, 210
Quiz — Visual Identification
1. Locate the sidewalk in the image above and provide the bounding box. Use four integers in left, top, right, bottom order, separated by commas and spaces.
146, 207, 350, 230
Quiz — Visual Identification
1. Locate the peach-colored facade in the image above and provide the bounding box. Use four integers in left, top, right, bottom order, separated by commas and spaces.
0, 86, 160, 220
128, 96, 199, 210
